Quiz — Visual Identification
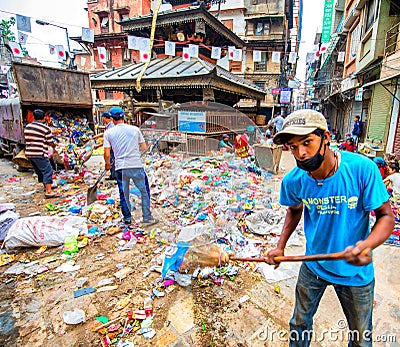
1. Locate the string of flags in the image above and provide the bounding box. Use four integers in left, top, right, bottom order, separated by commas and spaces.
7, 13, 96, 63
101, 35, 299, 64
8, 13, 300, 67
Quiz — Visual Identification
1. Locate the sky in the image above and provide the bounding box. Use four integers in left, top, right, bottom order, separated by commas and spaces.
0, 0, 88, 66
295, 0, 325, 83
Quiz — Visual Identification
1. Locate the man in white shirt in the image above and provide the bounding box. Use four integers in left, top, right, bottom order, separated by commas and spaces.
103, 107, 158, 227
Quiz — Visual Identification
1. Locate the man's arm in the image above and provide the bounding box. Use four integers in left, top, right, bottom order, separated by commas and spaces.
104, 147, 111, 170
344, 201, 394, 265
266, 202, 303, 268
139, 141, 152, 151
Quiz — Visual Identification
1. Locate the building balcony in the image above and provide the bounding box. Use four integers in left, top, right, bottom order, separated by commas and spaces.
385, 21, 400, 57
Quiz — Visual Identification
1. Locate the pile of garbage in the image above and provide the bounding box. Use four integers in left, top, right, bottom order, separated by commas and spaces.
0, 151, 304, 344
47, 111, 95, 170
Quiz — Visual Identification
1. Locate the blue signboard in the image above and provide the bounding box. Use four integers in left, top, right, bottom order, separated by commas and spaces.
178, 111, 206, 133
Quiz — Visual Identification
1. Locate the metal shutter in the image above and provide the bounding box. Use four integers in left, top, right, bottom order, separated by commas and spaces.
367, 83, 393, 143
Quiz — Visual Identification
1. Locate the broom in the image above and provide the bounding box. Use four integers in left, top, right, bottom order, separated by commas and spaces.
178, 245, 372, 272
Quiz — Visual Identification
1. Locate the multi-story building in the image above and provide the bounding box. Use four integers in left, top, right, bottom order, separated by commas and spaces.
309, 0, 400, 157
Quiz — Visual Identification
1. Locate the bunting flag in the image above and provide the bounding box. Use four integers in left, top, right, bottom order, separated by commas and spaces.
188, 44, 199, 58
315, 50, 321, 60
82, 28, 94, 43
140, 51, 151, 62
16, 14, 31, 33
182, 47, 190, 62
56, 45, 66, 60
319, 42, 329, 54
8, 42, 24, 58
337, 51, 345, 62
98, 47, 107, 63
272, 51, 280, 63
288, 52, 297, 64
253, 50, 262, 62
139, 38, 150, 53
165, 41, 176, 56
232, 48, 242, 62
18, 31, 28, 44
211, 46, 221, 60
1, 65, 11, 74
128, 35, 140, 50
49, 45, 56, 55
228, 46, 235, 60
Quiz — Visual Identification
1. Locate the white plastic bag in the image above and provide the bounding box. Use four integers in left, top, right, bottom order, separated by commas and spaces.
3, 216, 87, 249
63, 308, 86, 324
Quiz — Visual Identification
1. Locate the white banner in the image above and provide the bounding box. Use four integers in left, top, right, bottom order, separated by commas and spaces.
98, 47, 107, 63
128, 35, 140, 50
182, 47, 190, 62
82, 28, 94, 43
253, 50, 262, 62
272, 51, 280, 63
18, 31, 28, 44
188, 44, 199, 58
211, 46, 221, 60
165, 41, 176, 56
288, 52, 297, 64
9, 42, 24, 58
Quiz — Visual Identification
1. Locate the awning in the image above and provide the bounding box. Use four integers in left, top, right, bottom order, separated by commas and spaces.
363, 72, 400, 88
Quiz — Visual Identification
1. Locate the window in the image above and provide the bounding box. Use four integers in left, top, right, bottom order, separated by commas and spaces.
255, 21, 270, 36
365, 0, 377, 32
254, 52, 267, 71
100, 16, 109, 33
229, 60, 242, 72
105, 90, 114, 99
123, 47, 130, 61
221, 19, 233, 31
120, 13, 129, 21
349, 23, 360, 59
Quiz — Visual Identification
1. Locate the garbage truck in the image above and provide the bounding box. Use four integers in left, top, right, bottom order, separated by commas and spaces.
0, 61, 94, 170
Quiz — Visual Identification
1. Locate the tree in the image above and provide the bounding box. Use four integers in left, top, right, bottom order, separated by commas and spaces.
0, 17, 16, 43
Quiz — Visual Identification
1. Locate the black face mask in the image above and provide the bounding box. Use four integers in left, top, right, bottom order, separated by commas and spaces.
295, 134, 326, 172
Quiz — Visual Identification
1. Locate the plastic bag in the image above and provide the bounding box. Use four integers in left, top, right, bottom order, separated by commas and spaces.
63, 308, 86, 324
3, 216, 86, 249
63, 235, 78, 254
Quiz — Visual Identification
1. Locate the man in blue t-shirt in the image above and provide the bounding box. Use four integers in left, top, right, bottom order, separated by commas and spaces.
266, 109, 394, 347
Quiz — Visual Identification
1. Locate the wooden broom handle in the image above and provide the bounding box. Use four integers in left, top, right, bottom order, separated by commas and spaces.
230, 248, 371, 263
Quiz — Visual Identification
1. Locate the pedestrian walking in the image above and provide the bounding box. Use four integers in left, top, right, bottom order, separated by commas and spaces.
24, 109, 60, 198
352, 115, 362, 146
267, 109, 394, 346
103, 107, 158, 227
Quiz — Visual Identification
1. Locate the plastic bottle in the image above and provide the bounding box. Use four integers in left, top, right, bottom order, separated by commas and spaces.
143, 297, 153, 318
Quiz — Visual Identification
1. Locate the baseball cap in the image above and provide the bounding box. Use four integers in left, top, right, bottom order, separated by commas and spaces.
222, 134, 229, 138
109, 107, 124, 120
273, 109, 328, 145
101, 112, 111, 118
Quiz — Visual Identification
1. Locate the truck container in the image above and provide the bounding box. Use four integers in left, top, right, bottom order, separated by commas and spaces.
0, 62, 94, 166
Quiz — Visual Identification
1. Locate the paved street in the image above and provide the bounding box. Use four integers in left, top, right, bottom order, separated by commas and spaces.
0, 151, 399, 346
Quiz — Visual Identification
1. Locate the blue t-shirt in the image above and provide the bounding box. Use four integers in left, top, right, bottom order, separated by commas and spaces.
280, 151, 389, 286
